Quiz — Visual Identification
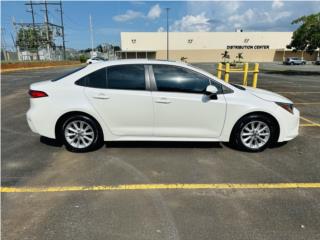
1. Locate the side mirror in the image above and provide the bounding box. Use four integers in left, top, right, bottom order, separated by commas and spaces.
205, 85, 218, 99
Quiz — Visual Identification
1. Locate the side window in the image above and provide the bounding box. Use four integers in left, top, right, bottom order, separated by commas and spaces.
107, 65, 145, 90
76, 68, 107, 88
152, 65, 210, 93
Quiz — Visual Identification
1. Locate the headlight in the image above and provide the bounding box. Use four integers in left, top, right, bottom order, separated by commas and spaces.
276, 102, 294, 114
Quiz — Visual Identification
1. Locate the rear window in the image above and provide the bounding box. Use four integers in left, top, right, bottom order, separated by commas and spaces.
75, 64, 146, 90
51, 66, 85, 82
76, 68, 107, 89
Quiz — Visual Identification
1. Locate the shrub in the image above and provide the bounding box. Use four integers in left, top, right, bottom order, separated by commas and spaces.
79, 55, 88, 63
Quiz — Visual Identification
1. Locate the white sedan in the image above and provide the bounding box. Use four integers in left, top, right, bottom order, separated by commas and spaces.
86, 56, 106, 64
27, 59, 299, 152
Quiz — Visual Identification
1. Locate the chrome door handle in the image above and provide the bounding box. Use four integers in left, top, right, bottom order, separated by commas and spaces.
155, 98, 171, 104
93, 94, 110, 99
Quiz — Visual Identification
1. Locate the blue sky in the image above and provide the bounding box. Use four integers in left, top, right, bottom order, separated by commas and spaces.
2, 1, 320, 50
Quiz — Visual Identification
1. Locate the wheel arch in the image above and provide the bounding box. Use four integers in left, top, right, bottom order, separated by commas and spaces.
55, 111, 104, 141
229, 111, 280, 143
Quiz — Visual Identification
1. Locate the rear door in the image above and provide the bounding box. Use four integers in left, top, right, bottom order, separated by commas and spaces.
83, 64, 154, 136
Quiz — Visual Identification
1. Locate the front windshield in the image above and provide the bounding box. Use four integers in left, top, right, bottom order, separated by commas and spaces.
230, 83, 246, 90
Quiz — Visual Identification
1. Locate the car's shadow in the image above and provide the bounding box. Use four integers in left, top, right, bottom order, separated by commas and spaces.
105, 141, 223, 149
40, 136, 224, 149
40, 137, 287, 152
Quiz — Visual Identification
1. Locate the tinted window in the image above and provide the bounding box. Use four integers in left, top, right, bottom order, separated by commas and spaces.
76, 68, 107, 88
107, 65, 145, 90
153, 65, 210, 93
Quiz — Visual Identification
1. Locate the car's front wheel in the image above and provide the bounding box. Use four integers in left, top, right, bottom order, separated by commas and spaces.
60, 115, 103, 152
231, 114, 277, 152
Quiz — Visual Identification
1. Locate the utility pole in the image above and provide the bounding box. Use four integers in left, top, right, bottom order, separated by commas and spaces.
26, 0, 39, 60
43, 0, 51, 60
165, 8, 170, 60
1, 28, 8, 61
89, 14, 94, 56
24, 1, 66, 61
12, 17, 21, 60
58, 0, 66, 60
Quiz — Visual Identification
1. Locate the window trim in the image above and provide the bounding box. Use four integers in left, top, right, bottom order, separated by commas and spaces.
75, 64, 148, 91
150, 64, 223, 95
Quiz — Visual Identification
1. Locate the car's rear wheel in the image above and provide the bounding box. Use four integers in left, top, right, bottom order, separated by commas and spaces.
231, 114, 277, 152
60, 115, 103, 152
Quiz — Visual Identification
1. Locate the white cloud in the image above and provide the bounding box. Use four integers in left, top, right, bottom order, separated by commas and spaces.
272, 0, 284, 9
171, 12, 211, 32
221, 1, 240, 14
227, 8, 292, 30
228, 8, 254, 24
157, 26, 165, 32
147, 4, 161, 20
113, 4, 161, 22
113, 10, 143, 22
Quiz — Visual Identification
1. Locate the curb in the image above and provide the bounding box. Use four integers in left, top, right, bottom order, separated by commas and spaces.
1, 63, 85, 73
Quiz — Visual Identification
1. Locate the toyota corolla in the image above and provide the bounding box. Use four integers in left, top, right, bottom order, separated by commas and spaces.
27, 60, 299, 152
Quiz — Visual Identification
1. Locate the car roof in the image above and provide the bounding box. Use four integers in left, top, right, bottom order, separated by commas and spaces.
86, 59, 189, 70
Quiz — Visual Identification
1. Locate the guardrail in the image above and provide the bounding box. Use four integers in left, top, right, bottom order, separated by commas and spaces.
216, 63, 259, 88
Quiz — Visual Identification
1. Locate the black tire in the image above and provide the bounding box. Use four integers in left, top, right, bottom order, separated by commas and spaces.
290, 62, 294, 65
60, 115, 103, 152
230, 114, 277, 152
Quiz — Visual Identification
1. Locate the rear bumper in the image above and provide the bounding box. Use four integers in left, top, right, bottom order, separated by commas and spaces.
26, 102, 57, 139
26, 111, 38, 134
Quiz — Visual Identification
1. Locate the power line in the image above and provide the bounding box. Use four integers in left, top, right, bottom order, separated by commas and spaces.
20, 0, 66, 60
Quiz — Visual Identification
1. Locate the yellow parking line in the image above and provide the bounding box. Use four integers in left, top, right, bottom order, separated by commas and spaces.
300, 116, 320, 125
295, 102, 320, 105
1, 183, 320, 193
277, 92, 320, 94
300, 124, 320, 127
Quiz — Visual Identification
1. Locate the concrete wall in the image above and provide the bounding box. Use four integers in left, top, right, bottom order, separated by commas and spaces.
154, 49, 319, 63
155, 49, 279, 63
121, 32, 293, 51
121, 32, 319, 62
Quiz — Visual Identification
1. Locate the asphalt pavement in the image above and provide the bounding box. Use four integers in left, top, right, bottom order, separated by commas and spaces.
2, 64, 320, 240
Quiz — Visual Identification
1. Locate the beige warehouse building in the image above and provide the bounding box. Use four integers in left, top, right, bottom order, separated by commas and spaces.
119, 32, 318, 62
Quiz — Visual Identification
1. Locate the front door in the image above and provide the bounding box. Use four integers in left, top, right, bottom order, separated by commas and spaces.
151, 64, 226, 138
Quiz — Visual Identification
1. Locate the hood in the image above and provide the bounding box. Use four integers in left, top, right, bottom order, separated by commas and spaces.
244, 86, 292, 103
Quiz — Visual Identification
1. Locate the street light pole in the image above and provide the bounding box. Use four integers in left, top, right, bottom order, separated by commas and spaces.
89, 14, 94, 57
166, 8, 170, 60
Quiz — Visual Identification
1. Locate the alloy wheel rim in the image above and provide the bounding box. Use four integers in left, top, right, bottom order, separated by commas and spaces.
240, 121, 270, 149
64, 120, 94, 149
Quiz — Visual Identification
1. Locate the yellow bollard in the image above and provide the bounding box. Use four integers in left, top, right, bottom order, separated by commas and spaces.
242, 63, 249, 86
224, 63, 230, 83
252, 63, 259, 88
217, 63, 222, 79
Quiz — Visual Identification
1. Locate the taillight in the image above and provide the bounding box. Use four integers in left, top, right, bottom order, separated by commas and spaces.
29, 90, 48, 98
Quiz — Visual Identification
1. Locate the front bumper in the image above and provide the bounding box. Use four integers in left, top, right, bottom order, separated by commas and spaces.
279, 107, 300, 142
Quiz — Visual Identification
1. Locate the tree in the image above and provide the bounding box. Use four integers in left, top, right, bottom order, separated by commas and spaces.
96, 44, 103, 52
236, 53, 244, 63
288, 12, 320, 52
16, 27, 54, 51
221, 50, 230, 63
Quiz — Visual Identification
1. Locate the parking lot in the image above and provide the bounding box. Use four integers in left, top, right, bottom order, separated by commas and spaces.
2, 64, 320, 240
